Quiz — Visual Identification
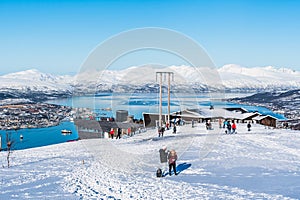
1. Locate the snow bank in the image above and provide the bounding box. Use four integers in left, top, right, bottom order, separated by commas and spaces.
1, 123, 300, 199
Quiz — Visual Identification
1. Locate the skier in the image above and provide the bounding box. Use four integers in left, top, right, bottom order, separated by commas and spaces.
168, 149, 178, 176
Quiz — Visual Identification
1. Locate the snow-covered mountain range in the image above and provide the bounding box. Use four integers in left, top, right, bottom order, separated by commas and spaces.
0, 69, 73, 101
1, 65, 300, 100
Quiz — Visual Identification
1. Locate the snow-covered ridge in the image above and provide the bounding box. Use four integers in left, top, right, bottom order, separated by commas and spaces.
0, 69, 73, 101
1, 65, 300, 98
219, 64, 300, 90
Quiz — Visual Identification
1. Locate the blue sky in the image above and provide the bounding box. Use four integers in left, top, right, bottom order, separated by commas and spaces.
0, 0, 300, 75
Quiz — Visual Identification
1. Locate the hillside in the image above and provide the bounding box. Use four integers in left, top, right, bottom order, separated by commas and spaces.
231, 89, 300, 120
1, 123, 300, 199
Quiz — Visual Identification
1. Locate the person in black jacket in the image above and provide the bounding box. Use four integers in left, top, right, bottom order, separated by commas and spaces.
247, 122, 251, 131
227, 121, 232, 134
159, 146, 168, 163
173, 125, 177, 134
116, 127, 122, 139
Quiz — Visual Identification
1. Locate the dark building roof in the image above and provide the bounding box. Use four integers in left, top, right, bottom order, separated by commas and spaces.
74, 119, 102, 131
75, 119, 143, 137
225, 107, 249, 113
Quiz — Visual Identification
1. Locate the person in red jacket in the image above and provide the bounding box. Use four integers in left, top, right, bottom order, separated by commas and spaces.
231, 121, 237, 134
109, 128, 114, 139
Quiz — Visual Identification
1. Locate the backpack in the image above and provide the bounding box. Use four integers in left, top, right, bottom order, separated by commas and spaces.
156, 168, 162, 177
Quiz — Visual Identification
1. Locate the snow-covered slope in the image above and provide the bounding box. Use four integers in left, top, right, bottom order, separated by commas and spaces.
1, 123, 300, 199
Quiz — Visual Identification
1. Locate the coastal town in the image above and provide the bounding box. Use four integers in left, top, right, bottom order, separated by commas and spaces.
0, 103, 74, 130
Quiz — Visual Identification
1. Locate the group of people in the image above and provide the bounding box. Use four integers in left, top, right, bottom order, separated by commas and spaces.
109, 127, 122, 139
205, 120, 213, 130
223, 120, 237, 134
224, 120, 253, 134
158, 124, 177, 137
158, 146, 178, 176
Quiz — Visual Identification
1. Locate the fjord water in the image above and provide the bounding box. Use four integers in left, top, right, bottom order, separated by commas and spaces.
47, 92, 284, 120
0, 122, 78, 150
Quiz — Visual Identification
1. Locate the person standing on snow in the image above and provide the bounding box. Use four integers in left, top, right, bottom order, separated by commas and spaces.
219, 118, 223, 129
158, 127, 161, 137
168, 150, 178, 176
223, 120, 228, 129
116, 127, 122, 139
159, 146, 168, 163
161, 126, 165, 137
247, 122, 251, 131
157, 146, 169, 176
109, 128, 114, 139
166, 122, 170, 130
226, 121, 231, 134
231, 121, 237, 134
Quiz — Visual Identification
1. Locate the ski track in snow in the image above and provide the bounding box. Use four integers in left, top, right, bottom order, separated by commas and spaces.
1, 123, 300, 199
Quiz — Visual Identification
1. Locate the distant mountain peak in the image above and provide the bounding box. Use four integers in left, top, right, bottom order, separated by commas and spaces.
1, 68, 59, 82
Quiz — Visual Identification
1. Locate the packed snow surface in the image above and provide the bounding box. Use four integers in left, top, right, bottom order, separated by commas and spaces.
1, 123, 300, 199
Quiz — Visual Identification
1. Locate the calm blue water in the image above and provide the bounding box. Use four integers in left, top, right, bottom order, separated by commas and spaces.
0, 122, 78, 150
47, 93, 286, 120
